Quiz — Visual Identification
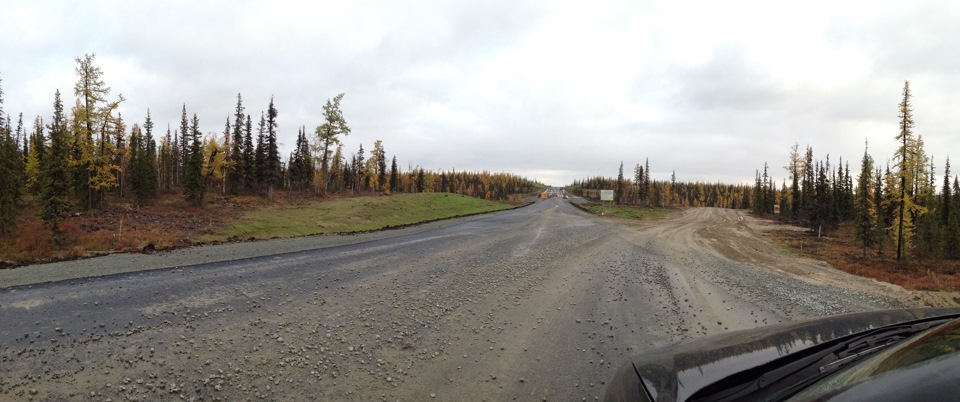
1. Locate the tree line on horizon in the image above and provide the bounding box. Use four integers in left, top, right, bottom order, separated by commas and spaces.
569, 158, 754, 210
0, 54, 539, 242
570, 81, 957, 265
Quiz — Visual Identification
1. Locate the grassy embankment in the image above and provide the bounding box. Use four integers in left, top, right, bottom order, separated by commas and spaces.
201, 192, 514, 242
575, 202, 672, 220
0, 192, 516, 266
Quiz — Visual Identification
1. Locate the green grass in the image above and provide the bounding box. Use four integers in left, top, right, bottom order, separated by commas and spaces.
582, 203, 671, 220
201, 193, 514, 242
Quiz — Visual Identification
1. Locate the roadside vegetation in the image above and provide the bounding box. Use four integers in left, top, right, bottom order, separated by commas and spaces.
772, 222, 960, 293
0, 55, 541, 266
576, 202, 672, 220
202, 193, 514, 242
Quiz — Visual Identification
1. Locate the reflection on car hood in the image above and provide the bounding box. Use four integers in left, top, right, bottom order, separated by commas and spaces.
630, 308, 960, 401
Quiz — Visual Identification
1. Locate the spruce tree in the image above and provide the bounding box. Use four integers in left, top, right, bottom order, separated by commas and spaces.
113, 113, 127, 197
183, 113, 205, 206
242, 114, 254, 190
254, 112, 266, 190
128, 113, 157, 205
229, 93, 245, 193
0, 77, 22, 234
143, 110, 158, 198
128, 123, 146, 204
389, 155, 399, 194
942, 158, 951, 227
416, 168, 425, 193
159, 125, 174, 192
25, 118, 45, 194
354, 143, 365, 191
854, 144, 877, 259
377, 142, 387, 194
40, 91, 72, 242
287, 126, 312, 190
329, 145, 344, 191
643, 158, 651, 205
633, 163, 643, 205
874, 167, 886, 257
264, 97, 281, 199
179, 104, 189, 184
947, 177, 960, 259
801, 147, 815, 225
615, 161, 624, 204
15, 113, 26, 192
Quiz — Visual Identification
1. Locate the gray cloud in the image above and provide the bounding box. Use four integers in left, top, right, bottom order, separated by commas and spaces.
2, 1, 960, 187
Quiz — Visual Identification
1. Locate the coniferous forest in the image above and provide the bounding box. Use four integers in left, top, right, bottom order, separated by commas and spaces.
0, 55, 539, 245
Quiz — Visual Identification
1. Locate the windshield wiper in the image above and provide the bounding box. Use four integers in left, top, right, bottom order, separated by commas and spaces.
692, 317, 953, 402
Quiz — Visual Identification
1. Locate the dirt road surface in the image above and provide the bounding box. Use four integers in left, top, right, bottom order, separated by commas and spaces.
0, 198, 920, 401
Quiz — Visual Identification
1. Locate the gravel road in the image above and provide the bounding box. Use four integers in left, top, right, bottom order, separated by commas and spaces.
0, 198, 905, 401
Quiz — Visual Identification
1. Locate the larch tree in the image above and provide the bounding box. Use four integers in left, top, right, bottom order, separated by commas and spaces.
203, 132, 229, 194
785, 142, 804, 219
314, 93, 350, 193
40, 90, 72, 242
73, 53, 121, 210
892, 81, 927, 263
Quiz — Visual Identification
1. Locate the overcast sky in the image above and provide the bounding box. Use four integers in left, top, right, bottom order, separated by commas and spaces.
2, 0, 959, 186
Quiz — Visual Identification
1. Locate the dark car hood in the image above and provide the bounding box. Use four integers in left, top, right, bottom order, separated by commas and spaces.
624, 308, 960, 401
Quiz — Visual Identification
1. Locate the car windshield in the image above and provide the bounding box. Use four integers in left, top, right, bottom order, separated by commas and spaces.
787, 318, 960, 401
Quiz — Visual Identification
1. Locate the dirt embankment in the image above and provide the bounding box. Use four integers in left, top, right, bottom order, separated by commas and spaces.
650, 208, 957, 308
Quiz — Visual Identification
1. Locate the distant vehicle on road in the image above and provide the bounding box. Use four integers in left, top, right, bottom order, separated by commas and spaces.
605, 308, 960, 401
